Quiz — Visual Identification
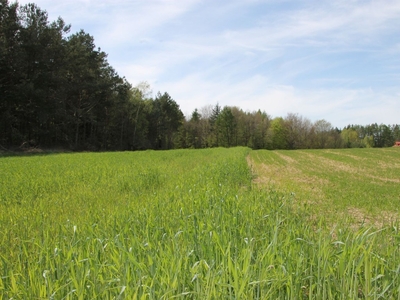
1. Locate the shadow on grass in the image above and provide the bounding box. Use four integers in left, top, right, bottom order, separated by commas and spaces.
0, 145, 74, 158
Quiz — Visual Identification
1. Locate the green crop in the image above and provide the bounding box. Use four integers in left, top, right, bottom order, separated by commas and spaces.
249, 148, 400, 224
1, 148, 399, 299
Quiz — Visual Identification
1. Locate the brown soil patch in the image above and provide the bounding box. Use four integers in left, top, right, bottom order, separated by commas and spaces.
300, 152, 356, 174
273, 151, 297, 164
247, 151, 400, 231
364, 175, 400, 184
345, 207, 399, 229
377, 161, 400, 169
248, 155, 328, 201
316, 156, 356, 173
324, 150, 366, 161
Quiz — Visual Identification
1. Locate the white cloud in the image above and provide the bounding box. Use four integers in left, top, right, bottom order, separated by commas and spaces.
162, 70, 400, 128
14, 0, 400, 127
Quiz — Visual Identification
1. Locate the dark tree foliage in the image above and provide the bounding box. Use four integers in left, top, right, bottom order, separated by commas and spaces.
148, 92, 184, 150
0, 1, 184, 151
0, 0, 21, 145
343, 124, 398, 148
216, 106, 236, 147
0, 1, 398, 152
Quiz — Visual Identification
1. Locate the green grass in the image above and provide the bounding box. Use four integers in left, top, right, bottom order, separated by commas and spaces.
249, 148, 400, 223
1, 147, 400, 299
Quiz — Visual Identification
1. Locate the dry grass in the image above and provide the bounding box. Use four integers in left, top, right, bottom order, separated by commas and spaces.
249, 149, 400, 228
345, 207, 399, 229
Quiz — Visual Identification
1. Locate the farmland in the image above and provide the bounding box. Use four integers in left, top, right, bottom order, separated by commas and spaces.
249, 148, 400, 227
1, 147, 400, 299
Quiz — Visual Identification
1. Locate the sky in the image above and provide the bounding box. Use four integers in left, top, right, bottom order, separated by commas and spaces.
16, 0, 400, 128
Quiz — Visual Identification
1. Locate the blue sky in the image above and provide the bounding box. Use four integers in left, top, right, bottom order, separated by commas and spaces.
17, 0, 400, 128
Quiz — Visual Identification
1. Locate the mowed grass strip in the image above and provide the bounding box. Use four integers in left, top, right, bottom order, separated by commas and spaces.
249, 147, 400, 226
1, 148, 400, 299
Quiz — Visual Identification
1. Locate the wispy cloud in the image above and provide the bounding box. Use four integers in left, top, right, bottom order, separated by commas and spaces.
16, 0, 400, 127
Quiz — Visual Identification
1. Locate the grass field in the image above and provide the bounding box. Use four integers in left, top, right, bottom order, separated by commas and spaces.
1, 147, 400, 299
249, 148, 400, 227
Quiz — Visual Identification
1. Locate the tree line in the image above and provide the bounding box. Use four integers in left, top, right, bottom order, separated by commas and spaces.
1, 1, 399, 151
179, 108, 400, 150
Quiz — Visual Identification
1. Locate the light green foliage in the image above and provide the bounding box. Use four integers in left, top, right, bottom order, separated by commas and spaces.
270, 117, 288, 149
341, 128, 364, 148
1, 148, 400, 299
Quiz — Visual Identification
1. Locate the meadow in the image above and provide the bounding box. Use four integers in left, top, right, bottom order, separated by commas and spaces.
249, 148, 400, 226
0, 147, 400, 299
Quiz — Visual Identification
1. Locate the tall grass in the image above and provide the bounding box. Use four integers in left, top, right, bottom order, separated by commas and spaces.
1, 148, 400, 298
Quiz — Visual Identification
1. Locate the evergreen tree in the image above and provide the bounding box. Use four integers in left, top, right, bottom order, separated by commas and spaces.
148, 92, 184, 149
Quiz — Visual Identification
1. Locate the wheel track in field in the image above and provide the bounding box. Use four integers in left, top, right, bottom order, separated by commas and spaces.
247, 150, 400, 228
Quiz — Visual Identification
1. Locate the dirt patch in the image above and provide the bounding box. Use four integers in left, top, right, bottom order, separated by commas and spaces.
248, 151, 400, 231
364, 174, 400, 184
345, 207, 399, 229
274, 152, 297, 164
248, 155, 328, 201
324, 150, 366, 161
377, 161, 400, 169
300, 152, 358, 174
25, 147, 44, 153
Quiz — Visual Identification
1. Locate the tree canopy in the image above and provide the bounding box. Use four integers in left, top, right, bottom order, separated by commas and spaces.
1, 1, 399, 151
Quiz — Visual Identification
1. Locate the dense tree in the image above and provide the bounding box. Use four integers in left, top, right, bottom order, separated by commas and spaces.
0, 1, 150, 151
129, 82, 153, 150
284, 113, 313, 149
148, 92, 184, 149
0, 2, 71, 147
341, 128, 361, 148
392, 125, 400, 142
104, 79, 134, 150
313, 119, 333, 149
376, 124, 394, 147
269, 117, 288, 149
0, 0, 20, 145
250, 110, 271, 149
216, 106, 237, 147
208, 103, 221, 147
63, 30, 120, 149
1, 1, 399, 152
197, 105, 214, 148
178, 109, 203, 149
188, 109, 203, 148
